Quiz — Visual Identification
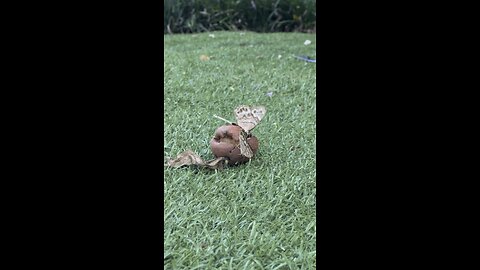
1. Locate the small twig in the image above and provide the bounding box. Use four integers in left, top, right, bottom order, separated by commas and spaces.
213, 114, 233, 124
293, 55, 316, 63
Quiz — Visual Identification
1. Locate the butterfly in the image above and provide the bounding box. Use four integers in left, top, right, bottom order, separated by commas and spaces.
234, 105, 267, 158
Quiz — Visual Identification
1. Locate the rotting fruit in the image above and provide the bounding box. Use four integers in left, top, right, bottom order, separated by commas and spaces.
210, 124, 259, 165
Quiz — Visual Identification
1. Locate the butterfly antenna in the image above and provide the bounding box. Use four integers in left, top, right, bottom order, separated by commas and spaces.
213, 115, 233, 124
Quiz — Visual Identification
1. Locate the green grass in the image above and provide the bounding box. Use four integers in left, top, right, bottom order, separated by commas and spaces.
164, 31, 316, 269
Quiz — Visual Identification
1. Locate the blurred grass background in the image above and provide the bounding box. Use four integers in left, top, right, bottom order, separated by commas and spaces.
164, 31, 316, 269
164, 0, 316, 33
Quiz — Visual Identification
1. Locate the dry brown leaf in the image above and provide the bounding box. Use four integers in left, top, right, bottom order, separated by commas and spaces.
204, 157, 229, 170
165, 150, 228, 170
166, 150, 204, 168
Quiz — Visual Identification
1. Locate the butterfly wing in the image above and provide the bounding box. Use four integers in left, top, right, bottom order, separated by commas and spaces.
239, 129, 254, 158
234, 105, 266, 133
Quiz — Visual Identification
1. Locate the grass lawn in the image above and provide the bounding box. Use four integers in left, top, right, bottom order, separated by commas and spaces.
164, 31, 316, 269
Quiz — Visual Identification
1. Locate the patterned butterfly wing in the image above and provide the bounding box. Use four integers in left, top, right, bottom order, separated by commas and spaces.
234, 105, 266, 133
239, 129, 254, 158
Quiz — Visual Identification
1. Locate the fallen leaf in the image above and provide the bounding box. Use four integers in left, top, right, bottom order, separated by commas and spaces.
165, 150, 228, 170
200, 55, 210, 61
166, 150, 204, 168
204, 157, 229, 170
